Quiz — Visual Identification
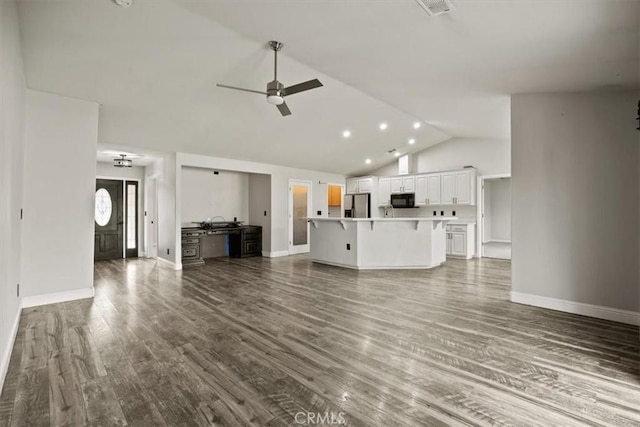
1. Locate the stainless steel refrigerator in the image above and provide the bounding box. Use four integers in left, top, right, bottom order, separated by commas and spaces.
344, 193, 370, 218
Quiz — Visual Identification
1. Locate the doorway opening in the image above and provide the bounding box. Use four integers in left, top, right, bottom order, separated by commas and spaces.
327, 184, 344, 217
288, 180, 312, 254
95, 179, 139, 260
477, 175, 511, 260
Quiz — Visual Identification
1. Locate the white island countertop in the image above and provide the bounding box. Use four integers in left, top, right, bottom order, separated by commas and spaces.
306, 217, 455, 270
306, 217, 457, 222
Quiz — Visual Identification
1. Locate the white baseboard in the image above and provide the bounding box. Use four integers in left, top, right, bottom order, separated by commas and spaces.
0, 305, 21, 395
22, 287, 95, 309
511, 291, 639, 326
262, 250, 289, 258
156, 256, 182, 270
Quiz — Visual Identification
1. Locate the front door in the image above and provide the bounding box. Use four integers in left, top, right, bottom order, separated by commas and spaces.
95, 179, 123, 260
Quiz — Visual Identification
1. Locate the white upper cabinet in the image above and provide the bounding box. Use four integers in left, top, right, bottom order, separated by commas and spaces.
358, 177, 373, 193
378, 178, 391, 206
440, 169, 475, 205
346, 178, 358, 194
390, 176, 415, 194
426, 174, 441, 205
390, 177, 403, 194
346, 176, 378, 199
454, 170, 472, 205
402, 176, 415, 193
441, 172, 455, 204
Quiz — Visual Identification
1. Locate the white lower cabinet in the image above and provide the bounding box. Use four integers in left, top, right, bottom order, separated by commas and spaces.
446, 223, 475, 260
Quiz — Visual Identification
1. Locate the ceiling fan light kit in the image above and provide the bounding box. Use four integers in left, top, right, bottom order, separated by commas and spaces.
217, 41, 323, 116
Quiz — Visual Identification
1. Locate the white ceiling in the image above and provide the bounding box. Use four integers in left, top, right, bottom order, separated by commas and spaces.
18, 0, 639, 175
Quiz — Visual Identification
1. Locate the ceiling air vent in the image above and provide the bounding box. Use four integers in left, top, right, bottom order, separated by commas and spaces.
416, 0, 455, 16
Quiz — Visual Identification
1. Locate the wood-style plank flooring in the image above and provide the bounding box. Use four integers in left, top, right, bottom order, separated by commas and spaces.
1, 256, 639, 426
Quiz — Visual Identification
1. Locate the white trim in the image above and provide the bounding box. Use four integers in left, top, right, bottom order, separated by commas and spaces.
511, 291, 640, 326
476, 173, 511, 258
156, 256, 182, 270
22, 287, 95, 309
262, 250, 289, 258
288, 179, 313, 255
310, 259, 443, 270
0, 306, 21, 395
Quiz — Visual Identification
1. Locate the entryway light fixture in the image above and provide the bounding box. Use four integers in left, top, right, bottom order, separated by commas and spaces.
114, 0, 134, 7
113, 154, 133, 168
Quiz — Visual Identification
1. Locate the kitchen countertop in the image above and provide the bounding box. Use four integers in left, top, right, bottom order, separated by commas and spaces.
446, 219, 477, 225
306, 217, 457, 222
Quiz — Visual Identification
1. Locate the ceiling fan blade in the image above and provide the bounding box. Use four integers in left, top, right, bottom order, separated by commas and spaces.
216, 84, 267, 95
283, 79, 323, 96
277, 101, 292, 116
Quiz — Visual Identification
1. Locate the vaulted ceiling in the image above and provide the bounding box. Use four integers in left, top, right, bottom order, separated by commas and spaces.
17, 0, 640, 175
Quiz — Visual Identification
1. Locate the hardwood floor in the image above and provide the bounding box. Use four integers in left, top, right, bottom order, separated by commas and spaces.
1, 256, 638, 426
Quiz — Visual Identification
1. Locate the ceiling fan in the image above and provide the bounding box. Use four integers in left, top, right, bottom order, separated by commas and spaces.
216, 41, 323, 116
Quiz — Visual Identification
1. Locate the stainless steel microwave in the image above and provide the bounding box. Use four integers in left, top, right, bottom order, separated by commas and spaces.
390, 193, 415, 208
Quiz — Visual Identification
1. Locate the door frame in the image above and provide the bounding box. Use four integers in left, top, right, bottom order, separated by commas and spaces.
288, 179, 312, 254
327, 182, 345, 217
145, 175, 158, 259
476, 173, 510, 258
96, 176, 143, 258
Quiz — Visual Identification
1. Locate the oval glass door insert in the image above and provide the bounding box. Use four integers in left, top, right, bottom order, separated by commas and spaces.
95, 188, 112, 226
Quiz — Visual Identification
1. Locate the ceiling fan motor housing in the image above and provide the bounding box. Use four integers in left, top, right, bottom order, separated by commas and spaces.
266, 80, 285, 104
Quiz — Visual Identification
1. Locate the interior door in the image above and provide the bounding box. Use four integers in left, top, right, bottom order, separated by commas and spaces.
95, 179, 123, 260
289, 180, 311, 254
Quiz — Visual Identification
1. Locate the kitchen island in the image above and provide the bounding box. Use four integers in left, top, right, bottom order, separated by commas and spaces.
307, 217, 456, 270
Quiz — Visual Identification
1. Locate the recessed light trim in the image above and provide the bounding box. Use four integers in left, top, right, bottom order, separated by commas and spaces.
394, 152, 401, 157
413, 122, 421, 129
342, 130, 351, 138
379, 123, 388, 131
408, 138, 416, 145
365, 159, 372, 164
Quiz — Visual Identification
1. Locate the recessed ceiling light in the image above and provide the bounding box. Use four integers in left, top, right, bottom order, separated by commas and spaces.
365, 159, 372, 164
379, 123, 388, 131
394, 152, 401, 157
342, 130, 351, 138
413, 122, 421, 129
408, 138, 416, 145
114, 0, 134, 6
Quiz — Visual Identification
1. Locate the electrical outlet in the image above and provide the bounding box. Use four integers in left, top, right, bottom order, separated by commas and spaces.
433, 211, 437, 216
440, 211, 444, 216
346, 243, 351, 250
452, 210, 456, 216
20, 209, 23, 220
264, 211, 267, 216
167, 248, 170, 255
317, 210, 322, 216
16, 283, 19, 297
213, 171, 219, 175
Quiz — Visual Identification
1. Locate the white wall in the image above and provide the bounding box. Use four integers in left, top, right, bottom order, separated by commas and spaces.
181, 167, 249, 226
248, 174, 271, 253
96, 162, 146, 255
147, 154, 177, 264
370, 137, 511, 177
21, 90, 99, 299
0, 0, 26, 391
486, 178, 511, 242
512, 90, 639, 317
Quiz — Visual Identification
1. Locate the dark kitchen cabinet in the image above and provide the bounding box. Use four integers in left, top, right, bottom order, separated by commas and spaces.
229, 226, 262, 258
